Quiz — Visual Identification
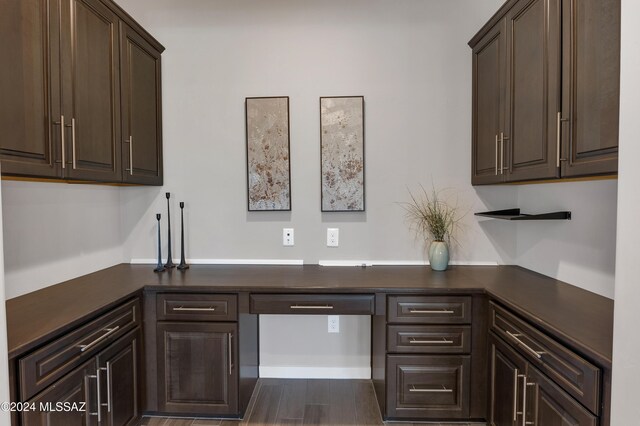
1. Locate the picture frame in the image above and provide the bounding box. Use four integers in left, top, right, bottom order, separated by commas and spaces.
320, 96, 365, 212
245, 96, 292, 211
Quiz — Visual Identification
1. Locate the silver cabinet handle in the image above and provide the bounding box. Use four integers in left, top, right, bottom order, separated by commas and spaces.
105, 363, 112, 413
556, 112, 569, 167
409, 337, 454, 344
500, 133, 504, 174
290, 305, 334, 309
128, 136, 133, 175
495, 134, 499, 175
172, 306, 216, 312
78, 326, 120, 353
408, 309, 455, 314
522, 378, 536, 426
506, 331, 545, 360
71, 118, 77, 169
228, 333, 233, 375
87, 372, 101, 422
409, 385, 452, 393
54, 115, 66, 169
513, 368, 519, 421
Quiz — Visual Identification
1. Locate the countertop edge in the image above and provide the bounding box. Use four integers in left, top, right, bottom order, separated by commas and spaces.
5, 264, 613, 369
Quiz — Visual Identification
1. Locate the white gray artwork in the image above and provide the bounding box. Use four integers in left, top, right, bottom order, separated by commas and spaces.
320, 96, 365, 211
246, 97, 291, 211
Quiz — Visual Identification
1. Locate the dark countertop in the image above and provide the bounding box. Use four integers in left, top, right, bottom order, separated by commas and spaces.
5, 263, 614, 368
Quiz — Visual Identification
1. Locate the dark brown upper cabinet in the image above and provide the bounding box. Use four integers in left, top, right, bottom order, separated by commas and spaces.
58, 0, 122, 182
0, 0, 59, 178
560, 0, 620, 177
471, 18, 507, 185
470, 0, 620, 185
0, 0, 163, 185
120, 22, 164, 185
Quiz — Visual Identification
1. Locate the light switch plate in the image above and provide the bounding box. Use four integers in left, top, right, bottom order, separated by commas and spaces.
327, 228, 339, 247
328, 315, 339, 333
283, 228, 294, 246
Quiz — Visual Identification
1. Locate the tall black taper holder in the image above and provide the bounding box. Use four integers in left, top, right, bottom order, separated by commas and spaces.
177, 202, 189, 270
154, 214, 165, 273
164, 192, 175, 268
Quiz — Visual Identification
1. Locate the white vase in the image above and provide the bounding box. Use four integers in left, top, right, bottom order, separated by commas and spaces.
428, 241, 449, 271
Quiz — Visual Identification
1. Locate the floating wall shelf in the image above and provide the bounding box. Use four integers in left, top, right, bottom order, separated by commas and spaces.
475, 208, 571, 221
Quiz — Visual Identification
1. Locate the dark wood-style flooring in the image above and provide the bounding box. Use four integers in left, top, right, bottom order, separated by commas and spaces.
139, 379, 486, 426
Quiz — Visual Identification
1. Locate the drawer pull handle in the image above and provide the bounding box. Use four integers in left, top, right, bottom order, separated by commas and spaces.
506, 331, 545, 359
409, 385, 453, 393
290, 305, 334, 309
173, 306, 216, 312
78, 326, 120, 353
408, 309, 455, 314
409, 337, 454, 344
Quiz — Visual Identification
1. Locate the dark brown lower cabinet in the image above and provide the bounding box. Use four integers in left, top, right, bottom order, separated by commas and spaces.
23, 359, 98, 426
157, 322, 238, 415
22, 328, 141, 426
489, 333, 597, 426
97, 329, 141, 426
386, 355, 470, 419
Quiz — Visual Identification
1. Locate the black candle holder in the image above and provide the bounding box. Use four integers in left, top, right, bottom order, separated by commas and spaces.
164, 192, 176, 268
154, 214, 165, 273
177, 201, 189, 270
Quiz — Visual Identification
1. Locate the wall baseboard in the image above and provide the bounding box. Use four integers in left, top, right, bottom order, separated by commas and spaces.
259, 366, 371, 379
130, 258, 499, 267
130, 258, 304, 265
318, 260, 499, 266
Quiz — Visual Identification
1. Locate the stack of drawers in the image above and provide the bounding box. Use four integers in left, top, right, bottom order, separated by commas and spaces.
386, 295, 472, 419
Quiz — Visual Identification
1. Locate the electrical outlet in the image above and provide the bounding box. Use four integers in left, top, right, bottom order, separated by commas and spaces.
328, 315, 339, 333
327, 228, 339, 247
283, 228, 294, 246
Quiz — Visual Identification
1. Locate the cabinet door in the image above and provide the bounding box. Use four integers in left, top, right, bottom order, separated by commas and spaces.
120, 22, 163, 185
489, 334, 527, 426
59, 0, 121, 182
157, 322, 238, 415
0, 0, 60, 178
525, 366, 597, 426
22, 359, 98, 426
504, 0, 561, 182
561, 0, 620, 177
472, 19, 507, 185
97, 329, 141, 426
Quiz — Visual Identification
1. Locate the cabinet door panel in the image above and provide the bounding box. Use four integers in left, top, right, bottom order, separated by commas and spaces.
97, 329, 140, 426
489, 334, 527, 426
120, 23, 163, 185
61, 0, 121, 181
472, 20, 507, 185
23, 359, 97, 426
0, 0, 59, 177
561, 0, 619, 176
157, 322, 238, 415
527, 366, 597, 426
506, 0, 561, 181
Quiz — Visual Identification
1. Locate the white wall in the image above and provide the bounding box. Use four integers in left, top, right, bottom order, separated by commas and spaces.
1, 181, 125, 298
611, 0, 640, 422
114, 0, 509, 377
0, 169, 11, 425
513, 180, 617, 298
118, 0, 512, 266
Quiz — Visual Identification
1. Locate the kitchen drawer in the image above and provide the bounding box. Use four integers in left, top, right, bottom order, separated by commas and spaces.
250, 294, 375, 315
157, 293, 237, 321
387, 325, 471, 354
490, 302, 601, 414
388, 296, 471, 324
386, 355, 470, 419
19, 298, 140, 400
